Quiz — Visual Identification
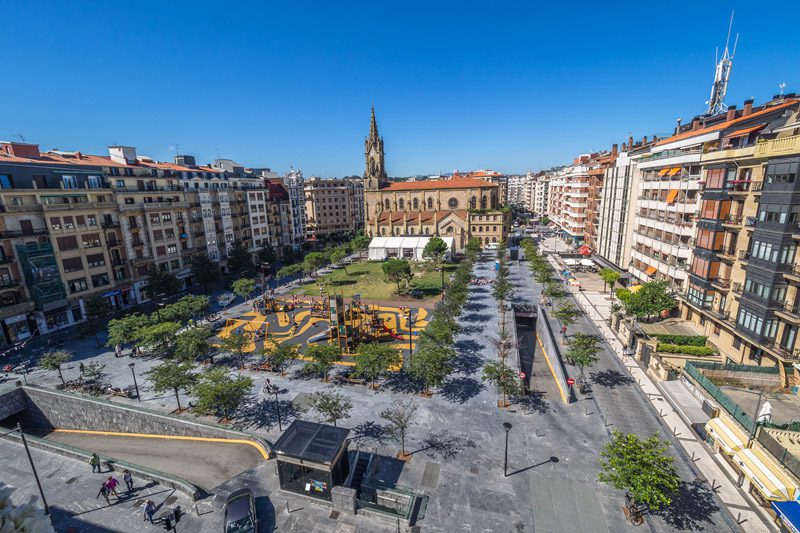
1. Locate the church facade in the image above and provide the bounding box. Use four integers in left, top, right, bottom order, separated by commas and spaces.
362, 108, 511, 252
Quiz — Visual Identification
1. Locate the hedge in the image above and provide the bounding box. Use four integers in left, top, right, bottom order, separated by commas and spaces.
657, 343, 717, 356
652, 334, 707, 347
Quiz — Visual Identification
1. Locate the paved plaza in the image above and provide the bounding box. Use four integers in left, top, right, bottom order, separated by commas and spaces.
1, 250, 765, 531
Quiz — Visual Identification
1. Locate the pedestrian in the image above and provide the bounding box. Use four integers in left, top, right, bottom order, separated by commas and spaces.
89, 453, 101, 473
79, 362, 86, 375
114, 344, 122, 358
96, 482, 111, 504
123, 469, 134, 492
105, 476, 120, 498
142, 499, 156, 523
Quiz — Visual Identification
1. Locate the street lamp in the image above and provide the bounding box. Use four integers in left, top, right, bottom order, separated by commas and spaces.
265, 382, 282, 431
4, 423, 49, 514
503, 422, 512, 477
128, 362, 140, 402
407, 309, 415, 371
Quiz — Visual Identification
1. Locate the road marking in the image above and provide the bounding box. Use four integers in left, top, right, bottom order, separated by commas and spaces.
52, 428, 270, 460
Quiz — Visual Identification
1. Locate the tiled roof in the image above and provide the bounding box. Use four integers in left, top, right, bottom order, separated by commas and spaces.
368, 209, 469, 225
382, 177, 496, 191
0, 150, 225, 174
654, 99, 798, 146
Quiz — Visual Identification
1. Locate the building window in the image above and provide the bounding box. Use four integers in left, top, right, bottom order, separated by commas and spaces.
0, 175, 12, 189
448, 198, 458, 209
91, 274, 110, 288
87, 253, 106, 268
62, 257, 84, 273
68, 278, 88, 293
398, 199, 404, 209
412, 198, 419, 210
61, 175, 78, 189
167, 244, 177, 254
384, 199, 390, 210
87, 175, 103, 189
427, 198, 433, 209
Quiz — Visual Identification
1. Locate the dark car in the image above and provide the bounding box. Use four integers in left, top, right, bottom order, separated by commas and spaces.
224, 489, 257, 533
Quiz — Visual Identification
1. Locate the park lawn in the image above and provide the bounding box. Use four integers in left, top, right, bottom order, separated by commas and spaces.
296, 260, 457, 301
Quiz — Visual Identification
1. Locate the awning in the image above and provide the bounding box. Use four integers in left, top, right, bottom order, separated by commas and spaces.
725, 123, 766, 139
576, 245, 592, 256
666, 189, 680, 204
658, 168, 670, 177
668, 167, 681, 176
579, 258, 595, 267
629, 284, 642, 293
734, 447, 800, 501
772, 500, 800, 533
564, 258, 579, 266
645, 266, 658, 276
705, 417, 747, 455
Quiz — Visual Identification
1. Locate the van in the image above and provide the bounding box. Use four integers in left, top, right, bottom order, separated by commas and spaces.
485, 242, 500, 251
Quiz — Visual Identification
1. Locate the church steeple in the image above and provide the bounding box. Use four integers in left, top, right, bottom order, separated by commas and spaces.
364, 105, 387, 191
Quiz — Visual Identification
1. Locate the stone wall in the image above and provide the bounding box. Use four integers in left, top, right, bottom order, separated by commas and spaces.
0, 386, 26, 422
19, 386, 270, 455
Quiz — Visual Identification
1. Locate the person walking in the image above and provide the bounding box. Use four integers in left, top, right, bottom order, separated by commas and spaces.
96, 482, 111, 505
89, 453, 101, 473
142, 499, 156, 523
79, 362, 85, 375
105, 476, 120, 499
123, 469, 134, 492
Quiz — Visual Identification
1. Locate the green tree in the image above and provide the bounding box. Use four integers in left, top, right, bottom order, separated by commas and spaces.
256, 244, 276, 265
303, 252, 327, 277
599, 268, 621, 293
160, 295, 209, 324
353, 342, 401, 388
227, 240, 254, 276
330, 248, 349, 274
79, 295, 111, 346
145, 361, 197, 411
553, 303, 582, 336
623, 281, 676, 320
492, 264, 514, 334
409, 342, 454, 395
539, 216, 550, 226
465, 237, 482, 254
107, 313, 151, 347
481, 360, 521, 407
145, 265, 181, 299
277, 263, 303, 279
422, 236, 449, 289
191, 367, 253, 420
382, 258, 413, 293
231, 278, 256, 303
380, 399, 418, 457
82, 361, 106, 383
351, 233, 371, 250
39, 350, 72, 386
191, 255, 221, 293
598, 431, 680, 515
309, 391, 352, 427
263, 342, 297, 375
174, 326, 213, 362
138, 322, 182, 355
566, 333, 600, 382
304, 344, 341, 382
221, 331, 250, 369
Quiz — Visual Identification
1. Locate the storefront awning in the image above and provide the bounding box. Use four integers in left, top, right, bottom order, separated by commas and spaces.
772, 500, 800, 533
645, 266, 658, 276
734, 447, 800, 501
668, 167, 681, 176
705, 417, 747, 455
666, 189, 680, 204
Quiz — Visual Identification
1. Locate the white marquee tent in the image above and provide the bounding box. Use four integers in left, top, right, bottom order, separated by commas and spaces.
368, 236, 456, 261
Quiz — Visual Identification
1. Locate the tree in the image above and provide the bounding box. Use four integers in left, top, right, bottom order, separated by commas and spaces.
191, 255, 221, 293
539, 216, 550, 226
543, 281, 564, 300
566, 333, 600, 382
492, 267, 514, 334
231, 278, 256, 303
598, 431, 680, 516
191, 367, 253, 420
145, 361, 196, 411
39, 350, 72, 386
0, 482, 55, 533
330, 248, 349, 274
599, 268, 621, 293
107, 313, 151, 347
409, 342, 453, 395
422, 236, 449, 289
623, 281, 676, 320
553, 303, 582, 336
145, 265, 181, 299
79, 295, 111, 346
160, 295, 209, 324
256, 244, 276, 265
137, 322, 181, 355
174, 326, 213, 362
354, 342, 401, 389
263, 342, 297, 375
277, 263, 303, 279
303, 252, 327, 277
482, 360, 521, 408
82, 361, 106, 383
382, 259, 413, 293
380, 399, 418, 457
304, 344, 341, 381
466, 237, 482, 254
309, 391, 352, 427
351, 233, 371, 250
221, 331, 250, 369
226, 240, 254, 276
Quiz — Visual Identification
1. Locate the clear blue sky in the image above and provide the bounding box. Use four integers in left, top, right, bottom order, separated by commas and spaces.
2, 1, 799, 177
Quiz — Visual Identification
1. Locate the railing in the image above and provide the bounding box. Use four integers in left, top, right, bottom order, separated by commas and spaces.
757, 430, 800, 481
754, 134, 800, 158
1, 204, 43, 213
684, 361, 755, 434
639, 147, 703, 163
778, 302, 800, 318
0, 301, 35, 318
0, 229, 48, 238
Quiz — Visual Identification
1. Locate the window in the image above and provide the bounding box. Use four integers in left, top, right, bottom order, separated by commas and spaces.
68, 278, 88, 293
167, 244, 177, 254
61, 175, 78, 189
737, 308, 765, 337
156, 245, 166, 256
50, 217, 61, 230
56, 236, 79, 251
116, 180, 125, 188
765, 162, 798, 184
150, 214, 160, 224
732, 337, 741, 349
153, 230, 163, 241
170, 259, 180, 269
87, 215, 97, 226
62, 257, 84, 273
398, 199, 404, 209
91, 273, 110, 288
782, 325, 798, 351
705, 168, 726, 189
384, 199, 390, 210
87, 253, 106, 268
427, 197, 433, 209
412, 198, 419, 209
448, 198, 458, 209
63, 216, 74, 229
82, 233, 101, 248
87, 175, 103, 189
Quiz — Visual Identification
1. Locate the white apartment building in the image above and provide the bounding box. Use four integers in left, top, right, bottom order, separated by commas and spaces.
506, 174, 529, 207
532, 175, 549, 217
547, 164, 590, 243
282, 169, 306, 249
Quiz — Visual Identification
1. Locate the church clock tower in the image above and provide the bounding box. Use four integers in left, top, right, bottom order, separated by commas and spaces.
364, 106, 388, 191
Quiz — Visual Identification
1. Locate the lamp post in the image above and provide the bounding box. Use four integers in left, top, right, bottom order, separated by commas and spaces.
503, 422, 512, 477
15, 423, 48, 514
128, 362, 140, 402
265, 382, 282, 431
407, 309, 415, 371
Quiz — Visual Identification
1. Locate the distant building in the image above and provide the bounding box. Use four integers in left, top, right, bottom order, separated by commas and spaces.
304, 177, 364, 239
281, 169, 306, 249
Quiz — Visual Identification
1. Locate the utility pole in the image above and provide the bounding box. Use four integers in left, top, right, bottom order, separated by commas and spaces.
17, 423, 49, 515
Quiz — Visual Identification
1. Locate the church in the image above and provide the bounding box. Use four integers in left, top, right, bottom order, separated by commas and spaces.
363, 107, 511, 252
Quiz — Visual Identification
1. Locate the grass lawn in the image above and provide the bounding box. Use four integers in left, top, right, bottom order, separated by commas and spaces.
296, 260, 457, 301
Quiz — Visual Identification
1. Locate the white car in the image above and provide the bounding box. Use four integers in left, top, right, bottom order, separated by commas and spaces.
218, 293, 236, 307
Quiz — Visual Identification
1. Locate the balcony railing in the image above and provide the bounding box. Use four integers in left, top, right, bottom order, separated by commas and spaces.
0, 300, 35, 319
754, 134, 800, 158
0, 229, 48, 238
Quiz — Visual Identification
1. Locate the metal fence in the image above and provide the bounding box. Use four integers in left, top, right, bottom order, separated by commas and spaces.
684, 361, 755, 433
757, 430, 800, 481
689, 360, 780, 374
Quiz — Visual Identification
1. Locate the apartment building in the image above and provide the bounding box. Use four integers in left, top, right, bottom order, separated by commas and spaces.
304, 177, 365, 239
281, 169, 306, 249
672, 97, 800, 367
506, 174, 529, 207
547, 159, 592, 244
0, 142, 272, 345
584, 148, 617, 251
532, 174, 549, 217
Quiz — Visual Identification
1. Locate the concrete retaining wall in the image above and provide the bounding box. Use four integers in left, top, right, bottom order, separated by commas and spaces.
535, 306, 576, 403
19, 386, 271, 455
0, 385, 26, 421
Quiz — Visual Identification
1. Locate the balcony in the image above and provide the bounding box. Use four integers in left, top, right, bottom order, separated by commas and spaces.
731, 282, 743, 296
0, 229, 48, 238
1, 204, 43, 213
42, 202, 98, 211
762, 340, 800, 363
101, 221, 120, 229
722, 215, 743, 229
776, 302, 800, 324
0, 300, 34, 320
710, 278, 732, 291
714, 248, 737, 262
738, 250, 750, 264
784, 265, 800, 283
754, 134, 800, 158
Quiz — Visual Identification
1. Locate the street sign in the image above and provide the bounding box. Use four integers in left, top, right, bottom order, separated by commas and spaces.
566, 378, 575, 386
518, 371, 526, 379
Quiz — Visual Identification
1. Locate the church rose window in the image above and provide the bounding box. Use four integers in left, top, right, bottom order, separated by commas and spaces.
448, 198, 458, 209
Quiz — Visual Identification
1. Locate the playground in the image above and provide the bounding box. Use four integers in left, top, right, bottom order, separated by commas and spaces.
215, 293, 428, 369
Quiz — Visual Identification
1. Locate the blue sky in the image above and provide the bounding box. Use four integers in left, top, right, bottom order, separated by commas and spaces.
2, 1, 799, 177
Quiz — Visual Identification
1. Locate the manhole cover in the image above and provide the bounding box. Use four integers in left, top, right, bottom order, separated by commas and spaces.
470, 465, 479, 474
164, 495, 178, 506
329, 510, 340, 519
64, 476, 78, 485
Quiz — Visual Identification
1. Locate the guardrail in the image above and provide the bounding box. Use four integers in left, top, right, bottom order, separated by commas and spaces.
535, 305, 576, 404
683, 361, 755, 433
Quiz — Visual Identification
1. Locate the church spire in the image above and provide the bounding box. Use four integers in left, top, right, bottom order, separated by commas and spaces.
369, 105, 379, 142
364, 105, 387, 191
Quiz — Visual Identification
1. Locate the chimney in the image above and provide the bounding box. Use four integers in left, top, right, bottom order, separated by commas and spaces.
691, 117, 701, 131
628, 135, 634, 149
675, 118, 682, 135
726, 105, 737, 121
743, 99, 754, 116
621, 142, 628, 152
642, 136, 648, 145
611, 144, 618, 157
75, 151, 82, 160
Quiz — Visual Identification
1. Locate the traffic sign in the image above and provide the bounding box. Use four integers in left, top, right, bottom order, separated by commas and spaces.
518, 371, 526, 379
566, 378, 575, 386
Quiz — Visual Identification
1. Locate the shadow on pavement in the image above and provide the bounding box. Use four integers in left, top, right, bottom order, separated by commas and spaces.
234, 396, 305, 431
654, 479, 720, 531
351, 420, 392, 446
255, 495, 276, 533
508, 456, 559, 476
439, 376, 485, 404
412, 430, 468, 459
589, 369, 635, 389
383, 372, 424, 394
516, 391, 552, 414
50, 507, 116, 533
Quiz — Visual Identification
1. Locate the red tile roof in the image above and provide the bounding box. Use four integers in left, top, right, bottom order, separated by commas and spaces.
0, 149, 225, 174
368, 209, 469, 225
382, 177, 496, 191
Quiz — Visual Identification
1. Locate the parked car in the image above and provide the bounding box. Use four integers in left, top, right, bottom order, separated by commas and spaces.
224, 489, 257, 533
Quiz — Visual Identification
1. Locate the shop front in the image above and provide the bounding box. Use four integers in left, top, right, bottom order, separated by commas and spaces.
734, 446, 800, 507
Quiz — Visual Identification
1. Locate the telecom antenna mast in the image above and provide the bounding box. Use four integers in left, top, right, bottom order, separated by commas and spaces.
706, 11, 738, 116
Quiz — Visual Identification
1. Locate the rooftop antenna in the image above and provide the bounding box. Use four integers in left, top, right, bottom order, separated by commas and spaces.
706, 11, 738, 116
216, 148, 221, 160
779, 82, 787, 97
16, 134, 26, 143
